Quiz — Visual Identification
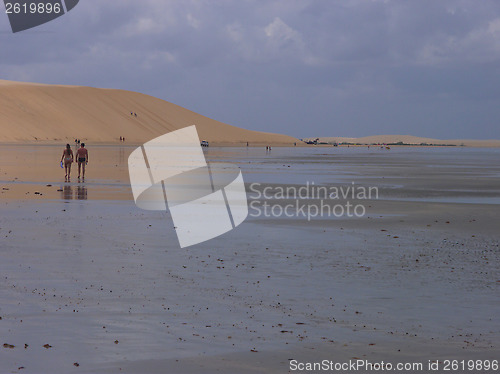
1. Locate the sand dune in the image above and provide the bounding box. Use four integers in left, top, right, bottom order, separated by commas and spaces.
0, 79, 297, 145
305, 135, 500, 147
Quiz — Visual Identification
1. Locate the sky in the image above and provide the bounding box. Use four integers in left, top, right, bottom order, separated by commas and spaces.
1, 0, 500, 139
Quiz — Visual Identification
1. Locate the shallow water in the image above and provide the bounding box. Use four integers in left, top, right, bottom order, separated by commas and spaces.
3, 144, 499, 202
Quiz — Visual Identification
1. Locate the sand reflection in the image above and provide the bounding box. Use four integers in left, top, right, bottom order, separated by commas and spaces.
61, 185, 88, 200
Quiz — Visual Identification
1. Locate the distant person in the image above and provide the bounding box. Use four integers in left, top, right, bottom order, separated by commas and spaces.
134, 113, 137, 117
60, 144, 74, 180
76, 143, 89, 180
120, 136, 122, 142
247, 142, 249, 147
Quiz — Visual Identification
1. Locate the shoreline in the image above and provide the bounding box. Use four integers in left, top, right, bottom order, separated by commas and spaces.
2, 140, 500, 148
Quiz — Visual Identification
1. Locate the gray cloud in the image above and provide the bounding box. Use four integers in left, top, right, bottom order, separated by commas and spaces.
1, 0, 499, 139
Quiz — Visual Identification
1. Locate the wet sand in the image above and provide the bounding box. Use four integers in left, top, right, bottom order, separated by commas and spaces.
0, 145, 499, 373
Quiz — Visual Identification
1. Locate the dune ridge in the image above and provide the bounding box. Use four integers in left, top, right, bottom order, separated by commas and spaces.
304, 135, 500, 147
0, 79, 297, 145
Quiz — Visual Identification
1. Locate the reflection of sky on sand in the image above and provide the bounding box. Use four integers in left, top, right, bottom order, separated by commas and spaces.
0, 199, 498, 372
204, 146, 500, 186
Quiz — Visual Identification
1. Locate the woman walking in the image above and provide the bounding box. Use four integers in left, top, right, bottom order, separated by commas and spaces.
60, 144, 74, 181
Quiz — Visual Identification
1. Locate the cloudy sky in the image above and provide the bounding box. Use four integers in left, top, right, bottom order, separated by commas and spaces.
1, 0, 500, 139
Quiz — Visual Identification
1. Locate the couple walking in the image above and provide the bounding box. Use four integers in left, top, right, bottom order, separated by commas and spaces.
60, 143, 89, 181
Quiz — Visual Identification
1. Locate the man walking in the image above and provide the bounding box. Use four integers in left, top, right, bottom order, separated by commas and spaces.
76, 143, 89, 180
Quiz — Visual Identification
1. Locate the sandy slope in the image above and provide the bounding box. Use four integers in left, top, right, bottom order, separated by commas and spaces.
305, 135, 500, 147
0, 80, 297, 145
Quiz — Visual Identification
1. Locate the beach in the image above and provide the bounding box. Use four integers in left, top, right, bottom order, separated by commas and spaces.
1, 145, 499, 373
